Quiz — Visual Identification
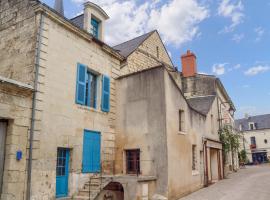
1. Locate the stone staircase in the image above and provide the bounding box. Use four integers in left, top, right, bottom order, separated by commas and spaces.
73, 174, 112, 200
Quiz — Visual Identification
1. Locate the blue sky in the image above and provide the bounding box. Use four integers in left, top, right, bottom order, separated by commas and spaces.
41, 0, 270, 118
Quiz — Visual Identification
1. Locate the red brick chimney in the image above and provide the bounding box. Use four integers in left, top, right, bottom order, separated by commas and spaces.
181, 50, 197, 77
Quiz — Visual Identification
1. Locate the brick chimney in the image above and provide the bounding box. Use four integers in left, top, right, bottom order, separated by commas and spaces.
181, 50, 197, 77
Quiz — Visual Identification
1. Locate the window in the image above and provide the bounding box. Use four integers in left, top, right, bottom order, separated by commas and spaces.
250, 136, 256, 145
156, 46, 160, 58
126, 149, 140, 174
239, 124, 242, 131
85, 72, 97, 108
211, 114, 214, 134
179, 110, 185, 132
249, 122, 256, 130
192, 145, 197, 171
76, 63, 110, 112
91, 18, 99, 38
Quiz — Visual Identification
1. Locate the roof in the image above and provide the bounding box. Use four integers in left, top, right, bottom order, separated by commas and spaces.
70, 14, 84, 29
113, 31, 155, 57
235, 114, 270, 131
187, 95, 216, 115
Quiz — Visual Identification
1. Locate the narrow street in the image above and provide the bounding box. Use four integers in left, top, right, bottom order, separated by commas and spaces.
180, 165, 270, 200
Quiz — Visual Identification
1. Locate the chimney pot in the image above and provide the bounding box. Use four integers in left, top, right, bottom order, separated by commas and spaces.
181, 50, 197, 77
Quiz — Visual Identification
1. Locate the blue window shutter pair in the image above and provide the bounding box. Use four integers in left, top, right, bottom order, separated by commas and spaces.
101, 75, 110, 112
76, 63, 110, 112
76, 63, 87, 105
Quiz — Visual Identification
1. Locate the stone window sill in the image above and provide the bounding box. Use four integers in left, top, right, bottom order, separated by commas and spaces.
178, 131, 187, 135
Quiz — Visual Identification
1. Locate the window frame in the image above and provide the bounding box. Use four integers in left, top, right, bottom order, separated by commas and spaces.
192, 145, 197, 171
91, 18, 99, 38
179, 109, 185, 132
125, 149, 140, 175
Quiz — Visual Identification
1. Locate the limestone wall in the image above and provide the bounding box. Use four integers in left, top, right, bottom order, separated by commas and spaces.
30, 10, 121, 199
121, 32, 173, 75
0, 0, 37, 199
0, 0, 38, 86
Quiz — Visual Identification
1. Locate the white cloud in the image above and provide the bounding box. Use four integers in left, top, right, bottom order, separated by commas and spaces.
147, 0, 209, 46
254, 27, 265, 42
244, 65, 270, 76
218, 0, 244, 32
242, 84, 249, 88
234, 64, 241, 69
232, 33, 244, 43
212, 63, 227, 75
71, 0, 209, 46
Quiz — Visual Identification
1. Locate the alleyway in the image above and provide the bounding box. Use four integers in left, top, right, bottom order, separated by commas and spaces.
180, 165, 270, 200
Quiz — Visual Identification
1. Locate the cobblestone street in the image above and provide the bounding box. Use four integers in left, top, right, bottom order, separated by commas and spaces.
180, 165, 270, 200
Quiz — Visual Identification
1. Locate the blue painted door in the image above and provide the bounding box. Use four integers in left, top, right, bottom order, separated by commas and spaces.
82, 130, 101, 173
56, 148, 70, 198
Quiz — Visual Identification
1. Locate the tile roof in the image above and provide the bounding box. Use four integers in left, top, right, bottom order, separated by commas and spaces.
113, 31, 155, 58
187, 96, 216, 115
70, 14, 84, 29
235, 114, 270, 131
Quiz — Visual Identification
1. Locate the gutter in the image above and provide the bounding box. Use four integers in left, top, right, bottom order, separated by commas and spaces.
26, 12, 44, 200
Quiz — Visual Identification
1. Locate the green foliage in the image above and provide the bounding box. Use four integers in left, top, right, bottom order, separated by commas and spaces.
239, 149, 247, 163
218, 125, 241, 153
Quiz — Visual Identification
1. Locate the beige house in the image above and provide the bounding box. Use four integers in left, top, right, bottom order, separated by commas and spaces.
0, 0, 236, 200
236, 114, 270, 164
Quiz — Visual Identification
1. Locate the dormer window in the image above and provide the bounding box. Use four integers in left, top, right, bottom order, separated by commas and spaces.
91, 18, 99, 38
249, 122, 256, 130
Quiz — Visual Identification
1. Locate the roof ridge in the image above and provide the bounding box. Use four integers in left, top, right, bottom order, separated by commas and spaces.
113, 30, 156, 48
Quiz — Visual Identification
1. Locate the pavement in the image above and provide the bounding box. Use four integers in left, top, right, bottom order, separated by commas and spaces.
179, 164, 270, 200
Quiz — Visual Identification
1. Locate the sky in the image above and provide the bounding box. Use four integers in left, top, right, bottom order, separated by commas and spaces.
41, 0, 270, 119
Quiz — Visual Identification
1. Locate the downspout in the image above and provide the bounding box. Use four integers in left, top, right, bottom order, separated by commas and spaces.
203, 139, 208, 187
26, 12, 44, 200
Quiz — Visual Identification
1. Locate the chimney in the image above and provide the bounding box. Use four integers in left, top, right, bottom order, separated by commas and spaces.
181, 50, 197, 77
54, 0, 64, 16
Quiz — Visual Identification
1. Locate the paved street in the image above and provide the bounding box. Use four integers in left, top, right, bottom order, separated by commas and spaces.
180, 165, 270, 200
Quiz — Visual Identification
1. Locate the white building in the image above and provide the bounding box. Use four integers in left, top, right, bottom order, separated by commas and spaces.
236, 114, 270, 164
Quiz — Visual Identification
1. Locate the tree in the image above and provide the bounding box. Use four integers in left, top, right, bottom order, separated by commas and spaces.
219, 125, 241, 171
239, 149, 247, 164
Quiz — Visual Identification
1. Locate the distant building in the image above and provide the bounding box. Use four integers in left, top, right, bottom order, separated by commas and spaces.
236, 114, 270, 164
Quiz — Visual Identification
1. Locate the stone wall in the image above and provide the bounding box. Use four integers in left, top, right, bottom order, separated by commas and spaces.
0, 0, 37, 199
121, 31, 173, 75
30, 9, 122, 199
0, 0, 38, 86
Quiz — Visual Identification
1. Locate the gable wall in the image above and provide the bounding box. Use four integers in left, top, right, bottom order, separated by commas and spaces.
121, 32, 173, 75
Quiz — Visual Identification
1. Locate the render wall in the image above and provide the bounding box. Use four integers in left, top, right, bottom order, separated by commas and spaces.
30, 12, 121, 199
0, 1, 38, 199
115, 67, 168, 197
121, 32, 173, 75
164, 71, 206, 199
241, 129, 270, 162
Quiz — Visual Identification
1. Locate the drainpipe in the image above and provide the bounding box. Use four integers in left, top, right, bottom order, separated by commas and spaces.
26, 13, 44, 200
203, 139, 208, 187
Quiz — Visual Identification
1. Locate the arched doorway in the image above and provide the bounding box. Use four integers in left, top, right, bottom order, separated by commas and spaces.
96, 182, 124, 200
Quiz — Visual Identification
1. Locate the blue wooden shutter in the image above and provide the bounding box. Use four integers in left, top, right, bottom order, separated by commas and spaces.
101, 75, 110, 112
82, 130, 101, 173
76, 63, 87, 105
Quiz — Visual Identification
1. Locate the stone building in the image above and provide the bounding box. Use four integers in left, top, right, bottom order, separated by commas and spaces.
0, 0, 236, 200
236, 114, 270, 164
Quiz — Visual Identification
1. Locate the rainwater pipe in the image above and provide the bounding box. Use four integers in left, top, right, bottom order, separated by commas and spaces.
26, 12, 44, 200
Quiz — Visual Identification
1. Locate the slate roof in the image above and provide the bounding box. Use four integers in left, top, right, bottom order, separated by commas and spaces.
187, 95, 216, 115
235, 114, 270, 131
70, 14, 84, 29
113, 31, 155, 58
